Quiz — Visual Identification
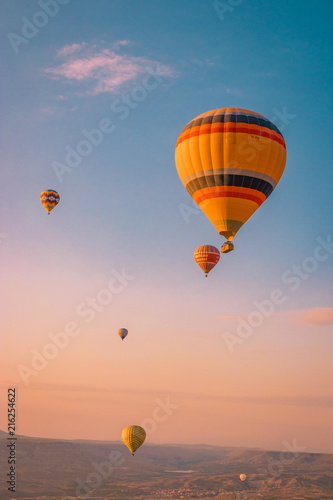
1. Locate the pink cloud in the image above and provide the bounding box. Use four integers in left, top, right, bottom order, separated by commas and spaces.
41, 107, 54, 115
56, 43, 86, 57
114, 40, 131, 47
45, 44, 174, 95
288, 308, 333, 326
216, 315, 238, 321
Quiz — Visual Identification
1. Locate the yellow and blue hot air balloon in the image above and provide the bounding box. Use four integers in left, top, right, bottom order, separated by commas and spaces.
175, 108, 287, 251
40, 189, 60, 214
122, 425, 146, 456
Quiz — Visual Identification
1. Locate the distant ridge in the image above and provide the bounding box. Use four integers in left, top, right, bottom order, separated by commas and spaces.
0, 430, 331, 455
0, 429, 37, 440
0, 429, 123, 443
0, 431, 279, 452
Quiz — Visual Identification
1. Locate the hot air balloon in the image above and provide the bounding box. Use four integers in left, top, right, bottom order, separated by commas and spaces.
40, 189, 60, 214
240, 474, 247, 482
118, 328, 128, 341
122, 425, 146, 456
175, 108, 287, 251
194, 245, 220, 277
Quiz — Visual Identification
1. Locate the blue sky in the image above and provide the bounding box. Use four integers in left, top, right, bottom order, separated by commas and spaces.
0, 0, 332, 453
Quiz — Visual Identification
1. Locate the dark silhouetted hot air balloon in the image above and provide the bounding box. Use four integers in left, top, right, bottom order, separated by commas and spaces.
40, 189, 60, 214
194, 245, 220, 277
122, 425, 146, 456
175, 108, 287, 252
118, 328, 128, 341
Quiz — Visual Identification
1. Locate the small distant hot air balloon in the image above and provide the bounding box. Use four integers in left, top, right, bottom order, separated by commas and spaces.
40, 189, 60, 214
240, 474, 247, 482
175, 108, 287, 251
194, 245, 220, 277
118, 328, 128, 341
122, 425, 146, 456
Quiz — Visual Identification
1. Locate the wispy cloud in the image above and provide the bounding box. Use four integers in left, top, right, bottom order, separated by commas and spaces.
219, 308, 333, 326
20, 382, 333, 409
191, 57, 216, 67
40, 105, 77, 117
216, 314, 238, 321
56, 42, 86, 57
41, 107, 54, 115
287, 308, 333, 326
113, 39, 131, 48
45, 42, 174, 95
225, 87, 243, 97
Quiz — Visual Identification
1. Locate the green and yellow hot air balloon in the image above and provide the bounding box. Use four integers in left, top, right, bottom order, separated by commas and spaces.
122, 425, 146, 456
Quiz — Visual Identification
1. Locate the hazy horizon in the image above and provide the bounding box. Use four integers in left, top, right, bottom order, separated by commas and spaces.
2, 429, 333, 456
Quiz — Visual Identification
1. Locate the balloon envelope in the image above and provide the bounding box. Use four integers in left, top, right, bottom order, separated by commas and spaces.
118, 328, 128, 340
122, 425, 146, 456
175, 108, 287, 240
240, 474, 247, 482
40, 189, 60, 214
194, 245, 220, 276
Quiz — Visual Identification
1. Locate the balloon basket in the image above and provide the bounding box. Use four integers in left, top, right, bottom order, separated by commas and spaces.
221, 242, 234, 254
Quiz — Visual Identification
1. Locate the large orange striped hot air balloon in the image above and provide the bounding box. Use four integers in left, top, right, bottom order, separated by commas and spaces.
194, 245, 220, 277
175, 108, 287, 250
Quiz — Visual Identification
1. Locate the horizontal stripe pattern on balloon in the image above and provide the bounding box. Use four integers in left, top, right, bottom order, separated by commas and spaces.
185, 173, 274, 198
175, 108, 287, 240
177, 111, 286, 148
194, 245, 220, 276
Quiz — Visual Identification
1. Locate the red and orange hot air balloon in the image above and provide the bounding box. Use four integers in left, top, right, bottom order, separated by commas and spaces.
175, 108, 287, 252
194, 245, 220, 277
